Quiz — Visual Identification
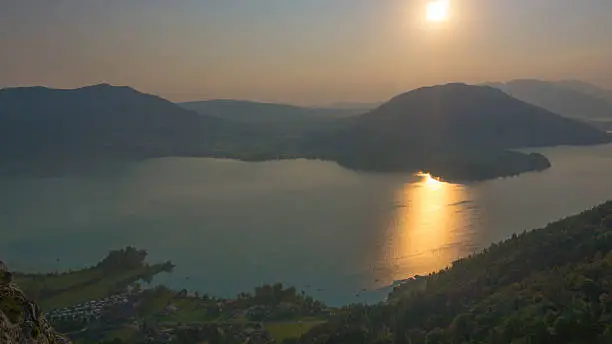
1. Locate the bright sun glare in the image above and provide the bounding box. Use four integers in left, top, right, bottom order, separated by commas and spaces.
417, 172, 444, 189
426, 0, 450, 22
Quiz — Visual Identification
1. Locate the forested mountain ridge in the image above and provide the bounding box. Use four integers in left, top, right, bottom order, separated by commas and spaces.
295, 200, 612, 344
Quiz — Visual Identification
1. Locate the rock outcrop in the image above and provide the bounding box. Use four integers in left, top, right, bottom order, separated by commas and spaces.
0, 262, 71, 344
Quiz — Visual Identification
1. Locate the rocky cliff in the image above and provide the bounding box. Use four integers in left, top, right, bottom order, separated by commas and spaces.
0, 262, 71, 344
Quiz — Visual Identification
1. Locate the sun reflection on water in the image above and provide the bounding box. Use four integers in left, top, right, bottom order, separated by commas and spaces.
385, 172, 468, 281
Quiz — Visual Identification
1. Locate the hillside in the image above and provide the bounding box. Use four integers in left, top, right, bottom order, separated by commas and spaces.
179, 99, 365, 123
487, 79, 612, 121
349, 83, 609, 148
0, 84, 233, 160
325, 83, 609, 180
296, 200, 612, 344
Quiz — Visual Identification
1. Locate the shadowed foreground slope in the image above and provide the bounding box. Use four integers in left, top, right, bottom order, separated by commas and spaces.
1, 263, 71, 344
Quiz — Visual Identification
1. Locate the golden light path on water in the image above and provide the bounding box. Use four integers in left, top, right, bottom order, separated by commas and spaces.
384, 172, 468, 281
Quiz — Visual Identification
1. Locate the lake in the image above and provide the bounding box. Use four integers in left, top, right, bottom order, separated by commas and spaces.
2, 143, 612, 305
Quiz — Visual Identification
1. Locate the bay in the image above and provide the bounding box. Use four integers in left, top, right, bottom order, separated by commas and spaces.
2, 143, 612, 305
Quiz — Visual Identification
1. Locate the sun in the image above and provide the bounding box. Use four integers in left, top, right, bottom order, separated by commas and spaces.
426, 0, 450, 22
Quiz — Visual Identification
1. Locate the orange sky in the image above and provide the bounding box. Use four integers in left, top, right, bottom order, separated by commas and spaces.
1, 0, 611, 105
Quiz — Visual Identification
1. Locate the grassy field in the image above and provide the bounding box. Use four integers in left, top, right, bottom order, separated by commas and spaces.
69, 324, 141, 344
136, 288, 176, 318
14, 264, 170, 310
134, 287, 222, 324
265, 320, 326, 342
155, 298, 216, 323
101, 325, 139, 343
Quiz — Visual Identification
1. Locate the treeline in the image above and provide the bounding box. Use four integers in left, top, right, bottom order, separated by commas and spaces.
97, 246, 148, 270
236, 283, 325, 310
295, 201, 612, 344
97, 247, 173, 273
95, 247, 174, 285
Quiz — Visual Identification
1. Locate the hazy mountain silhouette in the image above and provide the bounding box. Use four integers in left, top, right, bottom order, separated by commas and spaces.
352, 83, 610, 148
179, 99, 366, 123
0, 84, 335, 174
327, 83, 610, 180
0, 84, 230, 160
1, 83, 608, 181
486, 79, 612, 121
318, 101, 380, 111
555, 80, 612, 104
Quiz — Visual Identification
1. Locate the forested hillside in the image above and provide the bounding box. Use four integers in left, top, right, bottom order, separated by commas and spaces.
296, 201, 612, 344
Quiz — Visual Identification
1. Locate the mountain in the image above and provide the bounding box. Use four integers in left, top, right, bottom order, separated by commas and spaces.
326, 83, 610, 180
0, 84, 233, 160
556, 80, 612, 104
351, 83, 609, 148
486, 79, 612, 121
179, 99, 366, 123
0, 84, 338, 174
2, 83, 609, 181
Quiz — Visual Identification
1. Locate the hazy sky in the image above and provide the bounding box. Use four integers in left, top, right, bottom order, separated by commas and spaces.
1, 0, 611, 104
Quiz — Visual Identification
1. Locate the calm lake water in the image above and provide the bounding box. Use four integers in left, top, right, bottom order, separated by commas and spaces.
2, 143, 612, 305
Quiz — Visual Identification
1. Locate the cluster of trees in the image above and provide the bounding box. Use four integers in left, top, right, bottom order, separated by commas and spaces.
96, 247, 173, 287
97, 247, 149, 271
234, 283, 326, 320
295, 201, 612, 344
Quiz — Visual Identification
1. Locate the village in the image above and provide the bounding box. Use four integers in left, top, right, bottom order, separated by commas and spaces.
47, 293, 131, 322
39, 283, 330, 343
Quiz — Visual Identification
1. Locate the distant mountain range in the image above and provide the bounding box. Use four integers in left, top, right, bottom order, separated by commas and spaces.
486, 80, 612, 124
554, 80, 612, 104
318, 101, 381, 111
179, 99, 370, 123
1, 82, 609, 181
